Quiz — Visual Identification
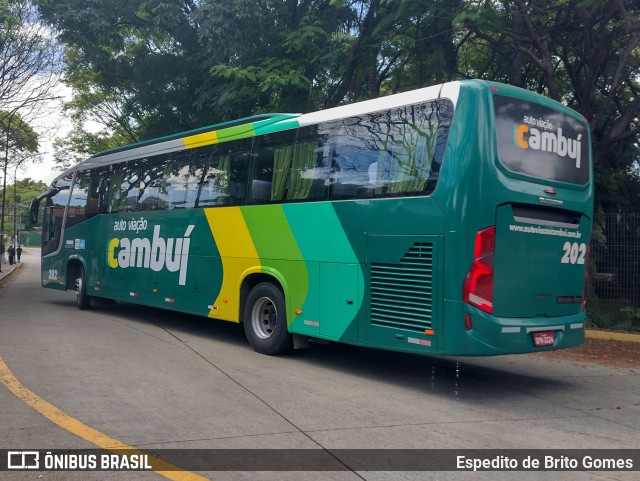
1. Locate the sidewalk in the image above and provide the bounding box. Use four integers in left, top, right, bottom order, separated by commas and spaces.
586, 328, 640, 343
0, 261, 21, 283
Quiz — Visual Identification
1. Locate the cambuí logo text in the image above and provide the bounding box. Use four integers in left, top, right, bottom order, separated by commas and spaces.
514, 115, 583, 168
107, 218, 194, 285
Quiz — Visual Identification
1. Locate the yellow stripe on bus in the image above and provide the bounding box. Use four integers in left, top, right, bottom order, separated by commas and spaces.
0, 355, 210, 481
183, 130, 219, 149
204, 207, 260, 321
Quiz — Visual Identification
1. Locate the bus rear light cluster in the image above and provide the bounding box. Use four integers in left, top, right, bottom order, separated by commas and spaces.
463, 226, 495, 314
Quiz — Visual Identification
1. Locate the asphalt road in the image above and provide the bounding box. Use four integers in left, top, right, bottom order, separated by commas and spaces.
0, 250, 638, 481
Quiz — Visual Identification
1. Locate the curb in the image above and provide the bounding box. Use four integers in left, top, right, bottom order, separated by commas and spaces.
586, 329, 640, 344
0, 263, 22, 283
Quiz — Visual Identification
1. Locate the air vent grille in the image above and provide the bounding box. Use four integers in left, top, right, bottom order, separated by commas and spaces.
371, 243, 433, 331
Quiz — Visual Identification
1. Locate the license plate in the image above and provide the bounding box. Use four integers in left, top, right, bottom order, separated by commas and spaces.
533, 331, 555, 347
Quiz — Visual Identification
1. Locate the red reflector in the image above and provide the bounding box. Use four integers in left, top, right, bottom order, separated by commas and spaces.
463, 226, 495, 314
464, 314, 473, 331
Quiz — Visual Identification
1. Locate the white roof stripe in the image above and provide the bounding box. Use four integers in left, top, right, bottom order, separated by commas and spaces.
298, 81, 460, 127
79, 138, 186, 168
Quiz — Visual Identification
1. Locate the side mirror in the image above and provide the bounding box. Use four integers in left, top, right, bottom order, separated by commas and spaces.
30, 189, 56, 224
29, 198, 40, 224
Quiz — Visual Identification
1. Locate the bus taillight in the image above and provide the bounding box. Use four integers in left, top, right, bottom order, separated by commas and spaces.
463, 226, 495, 314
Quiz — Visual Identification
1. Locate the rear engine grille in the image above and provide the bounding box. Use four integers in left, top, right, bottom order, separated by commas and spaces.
370, 243, 433, 332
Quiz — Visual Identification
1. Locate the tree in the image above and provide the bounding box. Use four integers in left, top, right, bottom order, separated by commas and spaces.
35, 0, 640, 213
36, 0, 208, 140
198, 0, 356, 113
0, 109, 39, 238
0, 177, 48, 235
0, 110, 39, 154
458, 0, 640, 211
1, 0, 61, 241
0, 0, 60, 114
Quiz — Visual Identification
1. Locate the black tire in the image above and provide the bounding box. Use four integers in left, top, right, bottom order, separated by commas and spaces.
75, 267, 91, 310
243, 282, 292, 355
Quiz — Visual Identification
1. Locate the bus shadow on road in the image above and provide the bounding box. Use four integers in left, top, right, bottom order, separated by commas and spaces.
78, 298, 573, 401
92, 298, 250, 346
292, 341, 573, 402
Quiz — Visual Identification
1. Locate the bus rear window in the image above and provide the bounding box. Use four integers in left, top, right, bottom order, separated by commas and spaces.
493, 95, 589, 185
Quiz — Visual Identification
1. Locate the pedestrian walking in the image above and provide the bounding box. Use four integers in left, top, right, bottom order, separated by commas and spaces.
8, 245, 15, 265
16, 245, 22, 262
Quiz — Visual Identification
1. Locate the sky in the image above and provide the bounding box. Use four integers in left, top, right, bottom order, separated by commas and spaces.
15, 84, 73, 187
23, 143, 65, 186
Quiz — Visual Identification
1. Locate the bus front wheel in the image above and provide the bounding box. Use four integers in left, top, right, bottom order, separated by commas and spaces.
75, 268, 91, 310
243, 282, 292, 355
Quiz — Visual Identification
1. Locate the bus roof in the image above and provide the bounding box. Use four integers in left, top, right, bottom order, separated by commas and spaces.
92, 113, 296, 158
53, 80, 462, 182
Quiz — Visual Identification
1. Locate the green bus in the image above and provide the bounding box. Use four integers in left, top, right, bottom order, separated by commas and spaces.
31, 80, 593, 356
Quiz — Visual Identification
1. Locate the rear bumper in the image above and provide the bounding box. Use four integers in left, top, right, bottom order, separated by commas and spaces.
444, 300, 585, 356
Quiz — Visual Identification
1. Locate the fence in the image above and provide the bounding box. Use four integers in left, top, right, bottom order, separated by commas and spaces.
18, 231, 41, 247
589, 213, 640, 331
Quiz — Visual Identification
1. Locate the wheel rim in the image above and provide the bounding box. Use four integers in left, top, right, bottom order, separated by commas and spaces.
76, 276, 83, 299
250, 296, 277, 340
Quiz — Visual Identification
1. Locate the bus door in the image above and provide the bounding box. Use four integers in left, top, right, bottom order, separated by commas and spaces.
29, 175, 73, 288
39, 175, 73, 258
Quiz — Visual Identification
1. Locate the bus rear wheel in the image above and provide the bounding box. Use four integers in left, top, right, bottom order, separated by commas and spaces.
243, 282, 292, 355
75, 268, 91, 310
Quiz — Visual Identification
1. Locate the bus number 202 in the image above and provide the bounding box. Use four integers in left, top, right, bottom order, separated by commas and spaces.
561, 242, 586, 265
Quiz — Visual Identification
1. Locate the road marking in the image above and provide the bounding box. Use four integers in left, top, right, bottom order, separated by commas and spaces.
0, 355, 209, 481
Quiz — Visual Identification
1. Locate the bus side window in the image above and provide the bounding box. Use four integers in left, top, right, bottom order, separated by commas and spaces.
119, 161, 141, 212
187, 148, 210, 208
67, 170, 90, 228
384, 102, 442, 195
228, 156, 249, 205
250, 130, 297, 204
315, 100, 453, 200
326, 117, 379, 200
190, 145, 232, 208
287, 126, 328, 202
164, 151, 191, 209
138, 155, 170, 211
224, 138, 251, 206
86, 168, 110, 215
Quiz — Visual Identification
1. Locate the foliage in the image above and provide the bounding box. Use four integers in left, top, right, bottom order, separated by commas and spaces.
458, 0, 640, 211
0, 108, 40, 236
0, 110, 39, 154
0, 0, 60, 113
52, 119, 130, 171
0, 177, 48, 235
1, 0, 59, 238
32, 0, 640, 213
